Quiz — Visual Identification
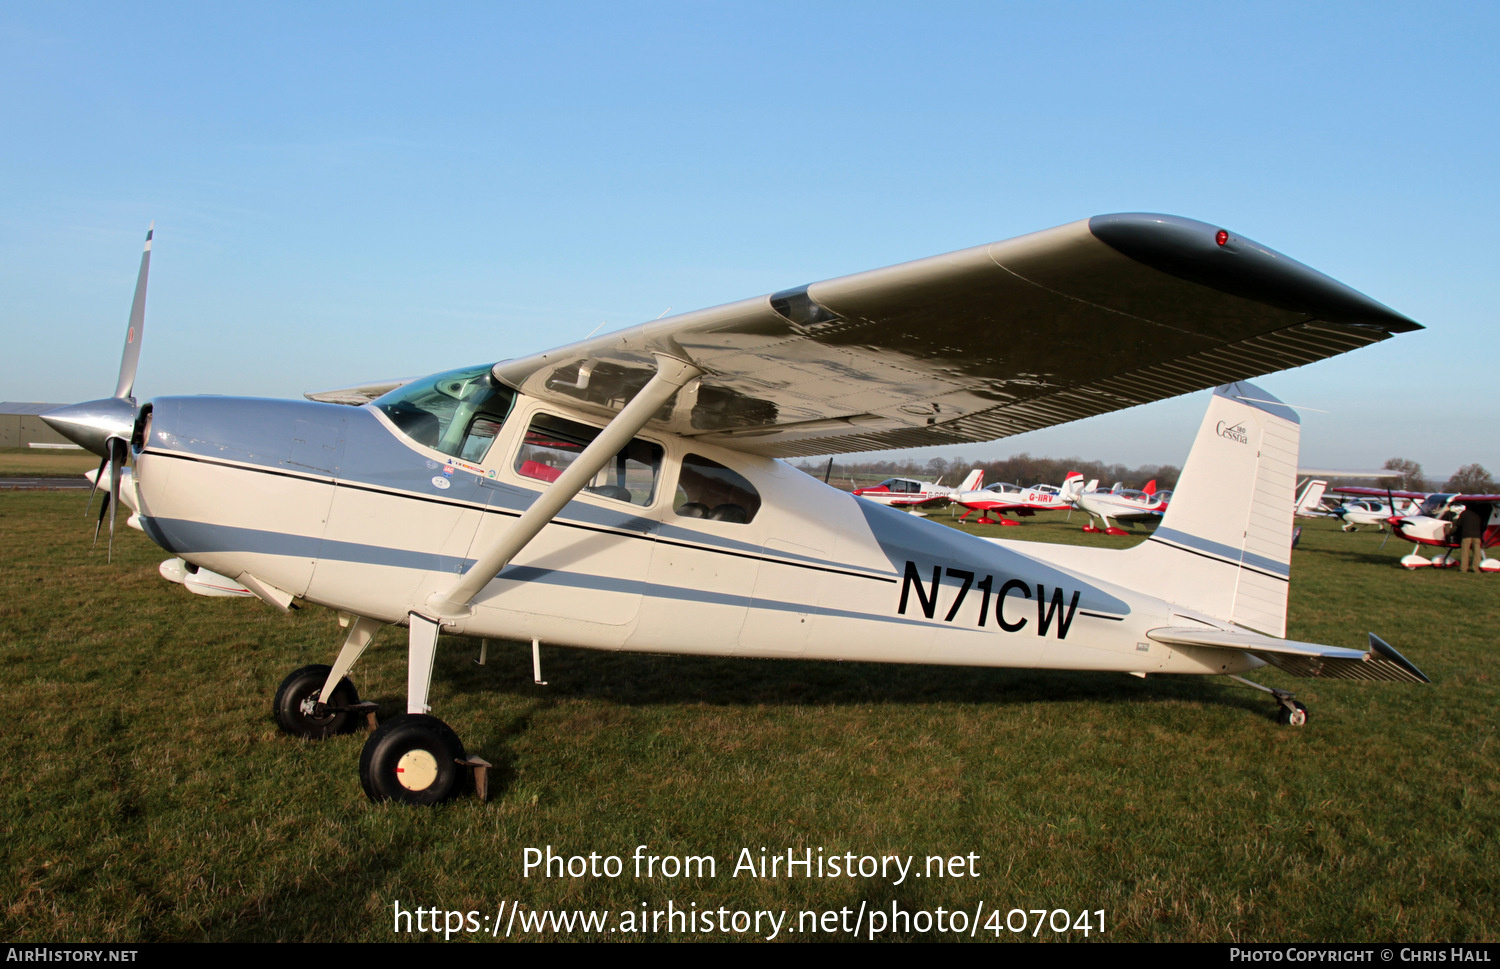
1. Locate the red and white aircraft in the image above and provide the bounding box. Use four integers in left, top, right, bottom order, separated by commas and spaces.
853, 469, 983, 511
1067, 474, 1168, 535
951, 479, 1073, 525
1337, 487, 1500, 570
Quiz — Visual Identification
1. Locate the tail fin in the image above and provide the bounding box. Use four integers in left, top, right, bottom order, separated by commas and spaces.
1143, 479, 1157, 497
958, 468, 984, 492
1060, 472, 1086, 501
1294, 479, 1328, 516
1132, 381, 1300, 636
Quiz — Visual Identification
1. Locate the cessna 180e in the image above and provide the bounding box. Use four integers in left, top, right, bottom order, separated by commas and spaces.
45, 214, 1431, 804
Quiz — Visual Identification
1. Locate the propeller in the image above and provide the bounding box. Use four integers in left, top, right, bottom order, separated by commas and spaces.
42, 224, 153, 560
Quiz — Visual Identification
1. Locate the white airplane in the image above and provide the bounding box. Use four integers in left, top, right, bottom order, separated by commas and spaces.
853, 469, 984, 512
45, 214, 1431, 805
1336, 487, 1500, 570
1065, 474, 1168, 535
951, 479, 1073, 525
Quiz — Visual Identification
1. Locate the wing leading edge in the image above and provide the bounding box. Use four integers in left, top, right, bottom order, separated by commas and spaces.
490, 213, 1419, 457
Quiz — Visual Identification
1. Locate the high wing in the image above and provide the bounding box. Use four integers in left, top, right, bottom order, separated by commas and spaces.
1339, 486, 1500, 505
488, 213, 1420, 458
1333, 486, 1434, 501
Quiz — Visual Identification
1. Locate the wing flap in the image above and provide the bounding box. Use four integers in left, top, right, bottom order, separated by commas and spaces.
1148, 627, 1429, 684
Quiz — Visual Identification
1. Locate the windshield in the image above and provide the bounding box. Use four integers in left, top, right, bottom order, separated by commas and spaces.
373, 364, 516, 462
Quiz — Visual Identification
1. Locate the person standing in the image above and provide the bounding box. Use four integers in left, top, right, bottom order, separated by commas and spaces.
1454, 503, 1489, 573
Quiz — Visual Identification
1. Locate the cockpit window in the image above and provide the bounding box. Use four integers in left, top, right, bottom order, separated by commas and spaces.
373, 364, 516, 462
515, 413, 663, 506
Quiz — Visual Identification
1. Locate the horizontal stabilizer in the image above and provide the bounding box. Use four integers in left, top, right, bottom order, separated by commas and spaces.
1147, 628, 1429, 684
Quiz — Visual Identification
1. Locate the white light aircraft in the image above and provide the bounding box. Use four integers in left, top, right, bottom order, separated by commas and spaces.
1064, 475, 1168, 535
852, 469, 984, 512
951, 480, 1073, 525
45, 214, 1431, 804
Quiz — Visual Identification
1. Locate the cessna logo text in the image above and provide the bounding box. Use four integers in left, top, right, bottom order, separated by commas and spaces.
1216, 420, 1248, 444
898, 561, 1080, 638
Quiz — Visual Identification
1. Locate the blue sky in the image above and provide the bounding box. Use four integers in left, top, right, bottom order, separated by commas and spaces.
3, 2, 1495, 479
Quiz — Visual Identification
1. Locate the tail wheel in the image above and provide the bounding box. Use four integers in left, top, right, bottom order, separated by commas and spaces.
273, 664, 360, 739
360, 714, 467, 805
1277, 701, 1309, 727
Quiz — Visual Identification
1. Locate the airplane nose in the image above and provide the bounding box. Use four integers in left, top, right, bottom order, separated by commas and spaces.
41, 397, 140, 459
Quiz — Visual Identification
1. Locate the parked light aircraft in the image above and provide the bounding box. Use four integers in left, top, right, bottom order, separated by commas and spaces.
853, 469, 983, 511
1336, 487, 1500, 569
951, 480, 1073, 525
45, 214, 1431, 804
1065, 475, 1168, 535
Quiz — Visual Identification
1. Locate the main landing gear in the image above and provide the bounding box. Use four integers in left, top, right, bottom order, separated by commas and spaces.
271, 615, 488, 805
1229, 675, 1310, 726
359, 714, 467, 805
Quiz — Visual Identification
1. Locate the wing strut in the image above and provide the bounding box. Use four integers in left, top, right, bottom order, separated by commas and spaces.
400, 354, 702, 717
426, 353, 704, 620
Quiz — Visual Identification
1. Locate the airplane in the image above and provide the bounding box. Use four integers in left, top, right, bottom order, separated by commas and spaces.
44, 213, 1431, 805
852, 469, 984, 512
1065, 475, 1168, 535
1336, 487, 1500, 570
950, 479, 1074, 525
1330, 495, 1421, 532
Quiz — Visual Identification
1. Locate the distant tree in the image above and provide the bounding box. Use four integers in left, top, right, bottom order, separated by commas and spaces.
1444, 464, 1496, 494
925, 457, 950, 479
1383, 457, 1427, 492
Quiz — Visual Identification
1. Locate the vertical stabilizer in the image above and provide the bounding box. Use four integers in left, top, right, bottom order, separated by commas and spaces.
1135, 382, 1300, 635
1294, 479, 1328, 516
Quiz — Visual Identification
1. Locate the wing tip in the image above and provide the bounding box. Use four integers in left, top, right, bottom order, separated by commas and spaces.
1367, 633, 1431, 683
1087, 213, 1422, 333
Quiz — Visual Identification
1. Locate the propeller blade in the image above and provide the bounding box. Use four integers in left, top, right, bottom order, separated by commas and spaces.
113, 224, 153, 401
106, 438, 125, 562
85, 453, 107, 517
92, 470, 110, 547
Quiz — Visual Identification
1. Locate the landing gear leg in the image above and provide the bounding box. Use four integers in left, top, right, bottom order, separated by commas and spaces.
1228, 675, 1310, 726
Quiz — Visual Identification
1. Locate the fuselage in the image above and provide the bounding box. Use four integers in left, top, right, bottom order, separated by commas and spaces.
125, 373, 1258, 677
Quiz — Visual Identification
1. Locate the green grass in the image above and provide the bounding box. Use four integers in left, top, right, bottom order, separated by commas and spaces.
2, 494, 1496, 942
0, 446, 97, 477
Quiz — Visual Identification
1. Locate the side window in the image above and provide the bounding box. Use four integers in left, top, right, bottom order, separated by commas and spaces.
514, 413, 662, 506
675, 454, 761, 524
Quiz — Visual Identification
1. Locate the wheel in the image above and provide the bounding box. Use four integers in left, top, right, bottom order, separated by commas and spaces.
359, 714, 467, 805
273, 664, 360, 739
1277, 701, 1309, 726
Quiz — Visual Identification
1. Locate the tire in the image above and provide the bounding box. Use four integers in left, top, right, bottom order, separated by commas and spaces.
359, 714, 467, 805
273, 664, 360, 739
1277, 701, 1309, 727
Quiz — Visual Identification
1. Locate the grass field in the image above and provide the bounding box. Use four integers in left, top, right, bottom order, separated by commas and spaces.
0, 446, 96, 478
2, 493, 1496, 942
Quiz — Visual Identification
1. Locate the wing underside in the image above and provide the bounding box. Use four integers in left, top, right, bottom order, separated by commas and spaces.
490, 213, 1420, 457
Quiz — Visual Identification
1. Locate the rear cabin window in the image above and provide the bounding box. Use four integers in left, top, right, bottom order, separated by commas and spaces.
373, 364, 516, 462
674, 454, 761, 524
514, 413, 662, 507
